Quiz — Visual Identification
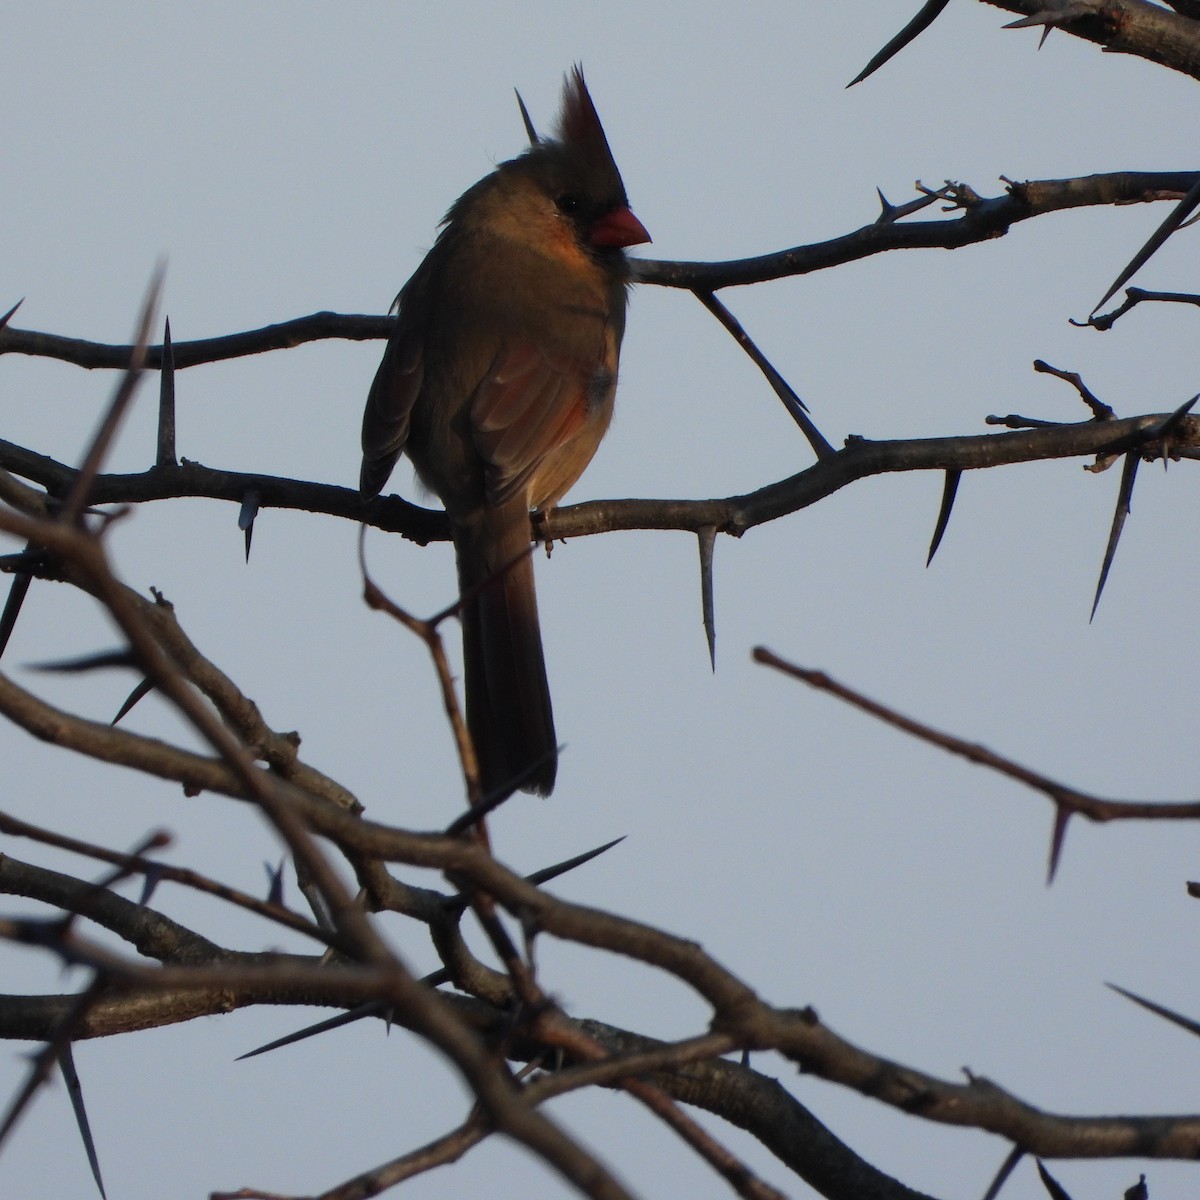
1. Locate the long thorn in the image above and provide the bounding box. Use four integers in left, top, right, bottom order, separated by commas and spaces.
60, 265, 165, 526
847, 0, 952, 87
443, 835, 626, 915
1106, 981, 1200, 1039
444, 746, 560, 836
1035, 1159, 1075, 1200
0, 978, 107, 1153
0, 298, 23, 330
1092, 175, 1200, 315
515, 89, 539, 145
697, 526, 716, 670
155, 316, 176, 466
1047, 808, 1070, 885
59, 1045, 107, 1200
1090, 451, 1138, 622
0, 568, 34, 659
525, 836, 625, 887
111, 678, 154, 725
236, 1001, 388, 1061
981, 1146, 1025, 1200
926, 469, 960, 566
694, 289, 834, 459
28, 649, 138, 674
239, 489, 260, 562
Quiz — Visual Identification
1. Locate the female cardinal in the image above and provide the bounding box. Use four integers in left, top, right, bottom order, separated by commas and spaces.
360, 68, 649, 797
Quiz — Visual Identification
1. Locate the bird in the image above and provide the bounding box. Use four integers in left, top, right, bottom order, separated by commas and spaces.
360, 67, 649, 799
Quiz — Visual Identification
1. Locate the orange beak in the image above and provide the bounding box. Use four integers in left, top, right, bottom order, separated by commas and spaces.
589, 205, 651, 249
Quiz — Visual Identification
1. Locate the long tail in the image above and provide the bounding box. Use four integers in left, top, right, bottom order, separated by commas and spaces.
454, 501, 557, 797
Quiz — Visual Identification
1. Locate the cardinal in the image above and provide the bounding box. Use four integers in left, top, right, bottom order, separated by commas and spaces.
360, 68, 649, 797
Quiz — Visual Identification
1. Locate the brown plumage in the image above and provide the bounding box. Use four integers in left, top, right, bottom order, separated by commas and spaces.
360, 68, 649, 796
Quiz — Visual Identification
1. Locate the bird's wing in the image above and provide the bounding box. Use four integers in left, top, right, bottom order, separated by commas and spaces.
359, 280, 428, 498
471, 329, 616, 507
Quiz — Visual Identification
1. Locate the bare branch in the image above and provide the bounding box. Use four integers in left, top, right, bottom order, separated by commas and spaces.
982, 0, 1200, 82
0, 175, 1194, 378
753, 647, 1200, 825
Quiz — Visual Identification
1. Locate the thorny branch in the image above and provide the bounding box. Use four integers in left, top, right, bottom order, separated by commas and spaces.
0, 173, 1194, 375
4, 480, 1200, 1196
855, 1, 1200, 89
1, 120, 1199, 1200
982, 0, 1200, 84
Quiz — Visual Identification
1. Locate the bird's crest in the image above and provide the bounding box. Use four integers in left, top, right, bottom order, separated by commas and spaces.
554, 66, 622, 184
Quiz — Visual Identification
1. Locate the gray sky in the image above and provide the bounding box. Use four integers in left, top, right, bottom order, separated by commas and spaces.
2, 4, 1199, 1198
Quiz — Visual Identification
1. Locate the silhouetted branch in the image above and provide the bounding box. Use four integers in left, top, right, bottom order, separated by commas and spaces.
0, 175, 1194, 378
4, 409, 1196, 554
983, 0, 1200, 83
1085, 286, 1200, 330
753, 648, 1200, 883
638, 173, 1199, 290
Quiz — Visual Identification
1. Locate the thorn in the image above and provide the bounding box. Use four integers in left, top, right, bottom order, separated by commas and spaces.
1004, 2, 1095, 31
846, 0, 952, 87
441, 835, 627, 917
28, 649, 138, 674
926, 469, 960, 566
523, 836, 626, 888
1034, 1158, 1075, 1200
1107, 981, 1200, 1039
981, 1147, 1025, 1200
443, 745, 561, 837
111, 678, 153, 725
0, 298, 24, 330
236, 1001, 388, 1061
1152, 391, 1198, 440
1153, 393, 1197, 470
515, 89, 540, 145
238, 490, 260, 562
0, 979, 108, 1155
693, 289, 834, 459
1090, 452, 1138, 622
264, 857, 286, 906
1092, 175, 1200, 315
1047, 807, 1070, 885
91, 832, 170, 896
0, 570, 33, 660
136, 861, 166, 907
59, 264, 164, 527
511, 87, 540, 144
697, 526, 717, 670
156, 316, 176, 467
59, 1045, 107, 1200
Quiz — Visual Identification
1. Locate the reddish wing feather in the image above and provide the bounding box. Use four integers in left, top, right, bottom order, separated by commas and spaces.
471, 343, 593, 505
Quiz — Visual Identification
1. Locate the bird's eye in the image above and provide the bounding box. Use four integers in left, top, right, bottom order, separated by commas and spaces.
555, 193, 581, 215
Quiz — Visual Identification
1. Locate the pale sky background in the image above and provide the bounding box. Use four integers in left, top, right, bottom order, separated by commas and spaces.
3, 4, 1200, 1199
